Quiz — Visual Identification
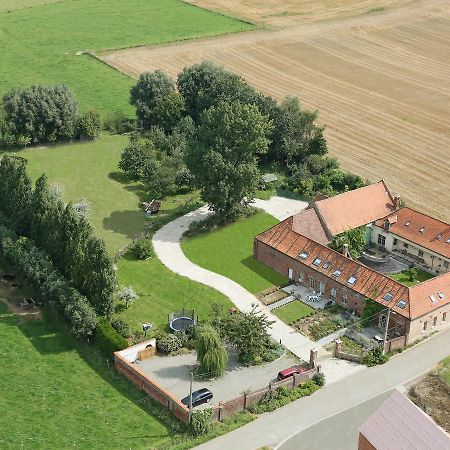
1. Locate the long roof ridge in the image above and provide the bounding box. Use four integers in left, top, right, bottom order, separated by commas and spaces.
312, 202, 333, 240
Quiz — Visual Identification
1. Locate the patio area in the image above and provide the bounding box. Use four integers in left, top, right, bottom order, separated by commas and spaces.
282, 284, 330, 310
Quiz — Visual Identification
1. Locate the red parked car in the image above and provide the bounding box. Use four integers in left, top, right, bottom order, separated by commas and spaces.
277, 366, 306, 381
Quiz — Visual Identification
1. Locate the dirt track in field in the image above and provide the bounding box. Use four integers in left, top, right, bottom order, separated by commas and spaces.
101, 0, 450, 220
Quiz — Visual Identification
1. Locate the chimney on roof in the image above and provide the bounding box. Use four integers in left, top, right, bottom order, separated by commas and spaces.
342, 243, 352, 259
393, 194, 401, 211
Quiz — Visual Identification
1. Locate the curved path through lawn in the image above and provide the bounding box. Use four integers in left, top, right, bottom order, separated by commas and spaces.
152, 197, 365, 380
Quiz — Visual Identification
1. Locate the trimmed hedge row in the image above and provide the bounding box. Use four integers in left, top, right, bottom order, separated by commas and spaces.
0, 224, 97, 337
95, 317, 129, 357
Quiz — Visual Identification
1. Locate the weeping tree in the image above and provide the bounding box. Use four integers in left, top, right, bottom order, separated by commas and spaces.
196, 324, 227, 378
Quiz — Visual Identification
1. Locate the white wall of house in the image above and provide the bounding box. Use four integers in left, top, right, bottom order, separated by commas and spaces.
370, 225, 450, 274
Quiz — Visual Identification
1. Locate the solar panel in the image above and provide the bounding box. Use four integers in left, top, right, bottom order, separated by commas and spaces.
313, 258, 322, 266
397, 300, 407, 309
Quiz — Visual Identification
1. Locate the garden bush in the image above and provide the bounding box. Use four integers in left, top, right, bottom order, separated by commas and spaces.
76, 110, 101, 140
191, 407, 214, 436
156, 333, 183, 353
363, 348, 389, 367
312, 372, 326, 387
104, 110, 135, 134
133, 238, 154, 260
309, 317, 343, 341
95, 317, 129, 356
111, 318, 133, 339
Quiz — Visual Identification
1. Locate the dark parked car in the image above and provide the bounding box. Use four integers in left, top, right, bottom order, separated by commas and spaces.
181, 388, 213, 407
277, 366, 307, 381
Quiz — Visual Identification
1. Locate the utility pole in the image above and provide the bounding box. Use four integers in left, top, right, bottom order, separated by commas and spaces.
188, 370, 193, 424
382, 307, 391, 355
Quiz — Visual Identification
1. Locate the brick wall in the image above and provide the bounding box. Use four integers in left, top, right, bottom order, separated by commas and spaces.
255, 240, 367, 314
358, 433, 376, 450
114, 353, 189, 423
407, 303, 450, 343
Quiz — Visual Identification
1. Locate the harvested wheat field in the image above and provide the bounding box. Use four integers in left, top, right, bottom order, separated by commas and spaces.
102, 0, 450, 220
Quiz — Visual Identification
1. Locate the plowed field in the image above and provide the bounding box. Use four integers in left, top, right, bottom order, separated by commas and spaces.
102, 0, 450, 219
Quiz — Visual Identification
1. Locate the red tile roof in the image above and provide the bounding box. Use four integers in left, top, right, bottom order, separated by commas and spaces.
375, 207, 450, 259
256, 218, 450, 319
291, 208, 330, 245
312, 180, 395, 236
359, 390, 450, 450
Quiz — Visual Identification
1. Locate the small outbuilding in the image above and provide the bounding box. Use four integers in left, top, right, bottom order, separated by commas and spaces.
260, 173, 278, 189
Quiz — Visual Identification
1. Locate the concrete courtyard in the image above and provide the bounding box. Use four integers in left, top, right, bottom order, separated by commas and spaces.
136, 351, 300, 405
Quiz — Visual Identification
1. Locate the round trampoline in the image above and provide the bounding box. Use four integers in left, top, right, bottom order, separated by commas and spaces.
168, 309, 197, 332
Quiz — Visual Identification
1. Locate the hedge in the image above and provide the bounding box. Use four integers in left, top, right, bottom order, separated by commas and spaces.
95, 317, 129, 357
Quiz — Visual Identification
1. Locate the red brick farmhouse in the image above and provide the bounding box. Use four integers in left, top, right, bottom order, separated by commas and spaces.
254, 181, 450, 344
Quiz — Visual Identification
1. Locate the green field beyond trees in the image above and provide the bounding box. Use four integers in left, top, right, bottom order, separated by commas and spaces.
181, 212, 288, 293
0, 302, 171, 449
0, 0, 253, 116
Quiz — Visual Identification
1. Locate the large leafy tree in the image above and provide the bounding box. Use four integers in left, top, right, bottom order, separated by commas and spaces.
196, 324, 228, 377
273, 96, 327, 168
186, 101, 273, 220
130, 70, 180, 130
2, 84, 78, 144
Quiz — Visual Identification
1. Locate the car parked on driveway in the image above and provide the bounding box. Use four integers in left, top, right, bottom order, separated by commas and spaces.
181, 388, 213, 407
277, 366, 307, 381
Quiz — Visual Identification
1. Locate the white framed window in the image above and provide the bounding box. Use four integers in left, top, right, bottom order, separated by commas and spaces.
342, 293, 348, 305
433, 317, 437, 327
309, 277, 317, 290
443, 312, 447, 321
418, 250, 424, 257
319, 282, 325, 294
330, 288, 337, 299
377, 234, 386, 246
288, 268, 294, 280
299, 272, 304, 282
423, 321, 428, 331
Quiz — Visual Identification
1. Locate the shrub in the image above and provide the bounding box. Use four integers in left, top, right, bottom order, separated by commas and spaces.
312, 372, 326, 387
191, 407, 214, 436
133, 238, 154, 260
76, 111, 101, 140
156, 333, 183, 353
104, 110, 134, 134
95, 317, 128, 357
111, 318, 133, 339
363, 348, 389, 367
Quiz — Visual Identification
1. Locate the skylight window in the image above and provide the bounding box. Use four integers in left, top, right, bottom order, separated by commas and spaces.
405, 221, 411, 226
419, 227, 425, 233
437, 234, 442, 240
298, 252, 308, 260
382, 293, 393, 302
332, 270, 342, 277
313, 258, 322, 266
397, 300, 407, 309
322, 262, 330, 269
430, 295, 437, 303
438, 291, 445, 299
347, 276, 357, 285
447, 238, 450, 244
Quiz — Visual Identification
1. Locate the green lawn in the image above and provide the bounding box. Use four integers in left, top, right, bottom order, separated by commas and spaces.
389, 269, 434, 287
0, 0, 254, 116
181, 212, 288, 294
9, 135, 144, 254
272, 301, 314, 324
0, 301, 172, 449
115, 253, 233, 333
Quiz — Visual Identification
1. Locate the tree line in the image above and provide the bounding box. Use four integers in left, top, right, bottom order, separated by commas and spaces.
0, 156, 115, 321
121, 61, 365, 221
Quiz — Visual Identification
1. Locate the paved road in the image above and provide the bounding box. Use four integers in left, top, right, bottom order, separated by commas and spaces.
196, 328, 450, 450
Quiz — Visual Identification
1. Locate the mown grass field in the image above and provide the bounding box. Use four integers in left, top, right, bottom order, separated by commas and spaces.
272, 301, 313, 324
0, 301, 172, 449
181, 212, 287, 294
0, 0, 253, 115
